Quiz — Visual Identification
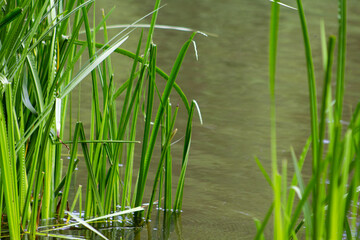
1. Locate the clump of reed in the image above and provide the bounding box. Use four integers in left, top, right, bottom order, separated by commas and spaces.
0, 0, 201, 239
255, 0, 360, 239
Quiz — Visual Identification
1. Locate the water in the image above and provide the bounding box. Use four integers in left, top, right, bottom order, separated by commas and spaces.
71, 0, 360, 239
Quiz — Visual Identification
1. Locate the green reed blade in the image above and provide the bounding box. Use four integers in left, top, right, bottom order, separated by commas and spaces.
334, 0, 347, 125
349, 142, 360, 232
122, 86, 144, 208
143, 0, 161, 61
131, 42, 155, 209
268, 1, 284, 239
17, 104, 29, 218
45, 25, 57, 103
314, 35, 336, 239
57, 0, 77, 38
136, 32, 197, 208
91, 69, 111, 188
321, 29, 336, 178
269, 0, 279, 169
320, 21, 327, 70
77, 122, 104, 216
0, 7, 22, 29
29, 103, 55, 236
0, 78, 20, 239
29, 171, 44, 238
119, 32, 144, 211
146, 128, 178, 220
21, 129, 42, 226
116, 68, 142, 211
112, 29, 145, 159
102, 8, 115, 78
105, 64, 146, 213
23, 0, 94, 58
100, 10, 110, 102
0, 188, 2, 234
26, 53, 45, 112
164, 102, 176, 212
290, 147, 312, 238
112, 79, 130, 100
0, 3, 27, 72
294, 2, 321, 238
288, 175, 316, 235
95, 7, 116, 44
173, 101, 195, 211
4, 76, 19, 205
80, 0, 101, 154
92, 99, 109, 208
254, 156, 273, 188
254, 202, 274, 240
42, 141, 55, 220
54, 140, 139, 144
281, 160, 287, 219
53, 10, 85, 91
254, 219, 265, 240
295, 0, 319, 171
54, 159, 79, 198
286, 137, 311, 217
59, 36, 128, 99
9, 0, 49, 94
21, 70, 38, 114
344, 218, 352, 239
160, 102, 179, 214
329, 130, 352, 239
58, 123, 82, 218
74, 40, 191, 112
41, 24, 59, 220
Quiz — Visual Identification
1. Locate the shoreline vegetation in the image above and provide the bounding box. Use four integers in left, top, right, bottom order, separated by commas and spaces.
0, 0, 202, 239
255, 0, 360, 239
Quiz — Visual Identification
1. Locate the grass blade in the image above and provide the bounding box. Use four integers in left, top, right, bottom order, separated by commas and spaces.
135, 32, 197, 207
295, 0, 319, 173
58, 123, 82, 218
334, 0, 347, 124
0, 7, 22, 29
254, 156, 273, 188
174, 101, 195, 211
59, 36, 128, 98
0, 75, 20, 239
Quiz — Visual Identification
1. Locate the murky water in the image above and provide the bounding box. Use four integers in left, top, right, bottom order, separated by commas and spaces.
70, 0, 360, 239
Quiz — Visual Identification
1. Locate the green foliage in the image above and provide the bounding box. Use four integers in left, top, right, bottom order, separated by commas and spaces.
0, 0, 200, 238
255, 0, 360, 239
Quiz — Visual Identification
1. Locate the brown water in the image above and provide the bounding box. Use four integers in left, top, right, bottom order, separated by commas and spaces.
71, 0, 360, 239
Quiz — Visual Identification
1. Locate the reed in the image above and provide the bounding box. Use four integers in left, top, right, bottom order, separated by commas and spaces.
0, 0, 200, 238
255, 0, 360, 239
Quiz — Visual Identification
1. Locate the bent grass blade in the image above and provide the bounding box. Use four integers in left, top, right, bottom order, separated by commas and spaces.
65, 211, 109, 240
59, 36, 128, 98
40, 207, 144, 233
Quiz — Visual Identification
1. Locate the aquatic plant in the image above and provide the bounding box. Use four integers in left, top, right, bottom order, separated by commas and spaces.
255, 0, 360, 239
0, 0, 200, 238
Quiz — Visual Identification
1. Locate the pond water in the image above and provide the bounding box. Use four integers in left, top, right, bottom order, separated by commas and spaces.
71, 0, 360, 239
